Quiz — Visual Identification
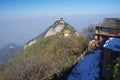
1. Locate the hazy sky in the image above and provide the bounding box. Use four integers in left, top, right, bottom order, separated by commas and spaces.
0, 0, 120, 48
1, 0, 120, 17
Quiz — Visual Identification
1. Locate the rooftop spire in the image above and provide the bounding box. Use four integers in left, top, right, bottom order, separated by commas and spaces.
60, 17, 64, 21
59, 17, 64, 25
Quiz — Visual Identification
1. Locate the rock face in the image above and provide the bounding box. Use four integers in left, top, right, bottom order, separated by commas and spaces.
81, 24, 95, 39
24, 39, 37, 49
45, 25, 64, 37
24, 17, 77, 49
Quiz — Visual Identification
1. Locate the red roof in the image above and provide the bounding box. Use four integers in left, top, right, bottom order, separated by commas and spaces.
60, 17, 63, 20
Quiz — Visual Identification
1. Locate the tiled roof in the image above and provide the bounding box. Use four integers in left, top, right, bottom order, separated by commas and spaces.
97, 18, 120, 29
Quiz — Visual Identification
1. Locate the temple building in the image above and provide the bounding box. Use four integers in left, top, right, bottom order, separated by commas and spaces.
63, 30, 71, 37
59, 17, 64, 25
90, 18, 120, 48
95, 18, 120, 40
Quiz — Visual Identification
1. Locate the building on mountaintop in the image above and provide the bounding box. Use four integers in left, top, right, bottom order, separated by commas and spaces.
59, 17, 64, 25
92, 18, 120, 79
95, 18, 120, 39
95, 18, 120, 67
63, 30, 71, 37
93, 18, 120, 79
90, 18, 120, 48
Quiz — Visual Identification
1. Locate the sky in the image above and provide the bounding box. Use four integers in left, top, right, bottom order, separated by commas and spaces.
0, 0, 120, 48
0, 0, 120, 17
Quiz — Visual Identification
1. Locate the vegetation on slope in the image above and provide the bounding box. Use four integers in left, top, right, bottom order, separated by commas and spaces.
113, 57, 120, 80
1, 34, 90, 80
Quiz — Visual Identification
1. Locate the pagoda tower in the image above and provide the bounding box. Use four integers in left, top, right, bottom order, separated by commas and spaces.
59, 17, 64, 25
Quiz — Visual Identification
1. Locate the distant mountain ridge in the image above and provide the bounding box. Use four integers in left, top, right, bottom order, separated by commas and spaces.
24, 17, 78, 49
0, 43, 23, 64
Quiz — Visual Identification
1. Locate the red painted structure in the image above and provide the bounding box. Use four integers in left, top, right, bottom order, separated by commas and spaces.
95, 18, 120, 65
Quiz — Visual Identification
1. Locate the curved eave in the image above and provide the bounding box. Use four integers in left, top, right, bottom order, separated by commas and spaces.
96, 26, 120, 30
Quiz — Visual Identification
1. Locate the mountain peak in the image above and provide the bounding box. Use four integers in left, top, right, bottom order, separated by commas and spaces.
55, 17, 64, 25
43, 17, 76, 38
0, 43, 23, 64
24, 17, 78, 49
2, 43, 17, 50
